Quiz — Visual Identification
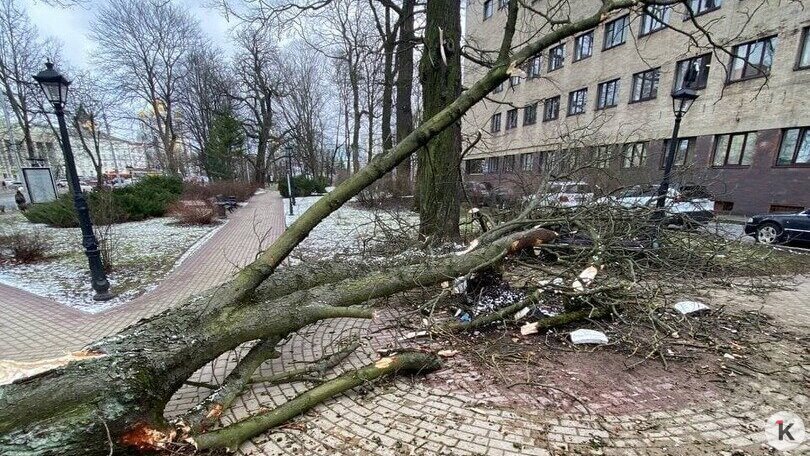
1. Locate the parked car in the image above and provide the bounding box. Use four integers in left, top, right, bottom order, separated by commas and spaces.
531, 181, 596, 207
744, 209, 810, 244
463, 181, 510, 208
603, 184, 715, 226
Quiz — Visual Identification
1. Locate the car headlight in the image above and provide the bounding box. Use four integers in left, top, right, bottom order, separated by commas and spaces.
746, 218, 754, 223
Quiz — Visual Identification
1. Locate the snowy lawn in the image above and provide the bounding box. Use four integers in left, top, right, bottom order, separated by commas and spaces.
0, 213, 221, 312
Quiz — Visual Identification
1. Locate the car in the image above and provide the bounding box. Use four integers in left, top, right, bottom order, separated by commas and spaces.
531, 181, 596, 207
603, 184, 715, 226
744, 209, 810, 244
463, 181, 510, 207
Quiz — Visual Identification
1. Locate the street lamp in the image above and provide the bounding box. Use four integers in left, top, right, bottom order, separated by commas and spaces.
655, 86, 699, 210
284, 144, 295, 215
34, 61, 113, 301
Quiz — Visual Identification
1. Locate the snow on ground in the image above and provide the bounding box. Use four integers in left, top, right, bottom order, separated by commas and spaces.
0, 214, 220, 312
283, 195, 419, 261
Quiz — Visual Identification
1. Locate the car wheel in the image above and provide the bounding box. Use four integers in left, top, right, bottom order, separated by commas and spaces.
756, 222, 782, 245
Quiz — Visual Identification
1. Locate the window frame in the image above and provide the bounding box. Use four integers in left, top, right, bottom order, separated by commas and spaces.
493, 81, 504, 94
543, 96, 560, 121
497, 0, 508, 10
573, 31, 594, 62
465, 158, 485, 175
775, 127, 810, 167
548, 43, 565, 71
639, 5, 670, 37
502, 154, 516, 172
483, 0, 494, 20
621, 142, 648, 168
673, 54, 712, 90
796, 26, 810, 70
596, 78, 621, 110
603, 14, 629, 50
505, 108, 519, 130
660, 137, 695, 168
484, 156, 501, 174
630, 68, 660, 103
519, 153, 534, 172
490, 113, 502, 133
567, 88, 588, 116
509, 75, 521, 88
523, 102, 538, 126
685, 0, 722, 18
711, 132, 757, 167
727, 36, 778, 83
526, 56, 542, 78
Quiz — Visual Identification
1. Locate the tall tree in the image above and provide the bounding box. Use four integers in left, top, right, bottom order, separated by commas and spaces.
394, 0, 415, 195
90, 0, 201, 175
205, 111, 245, 181
417, 0, 462, 240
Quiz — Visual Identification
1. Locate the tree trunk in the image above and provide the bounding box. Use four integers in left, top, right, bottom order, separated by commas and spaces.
417, 0, 463, 241
394, 0, 415, 196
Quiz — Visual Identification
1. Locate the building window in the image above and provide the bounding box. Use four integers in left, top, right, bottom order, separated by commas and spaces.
523, 102, 538, 125
688, 0, 721, 16
603, 15, 628, 50
509, 75, 521, 88
493, 81, 504, 93
526, 56, 542, 78
502, 155, 515, 172
567, 88, 588, 116
490, 113, 502, 132
798, 27, 810, 70
712, 132, 757, 167
574, 31, 593, 61
595, 145, 613, 168
661, 138, 694, 168
622, 142, 647, 168
505, 108, 518, 130
728, 36, 777, 82
674, 54, 711, 90
640, 5, 670, 36
520, 153, 534, 171
631, 68, 660, 102
596, 79, 620, 110
497, 0, 508, 10
548, 43, 565, 71
776, 127, 810, 166
484, 156, 500, 174
543, 96, 560, 121
465, 158, 484, 174
483, 0, 493, 20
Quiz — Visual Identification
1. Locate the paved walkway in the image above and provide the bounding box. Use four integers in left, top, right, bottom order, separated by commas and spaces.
2, 191, 808, 454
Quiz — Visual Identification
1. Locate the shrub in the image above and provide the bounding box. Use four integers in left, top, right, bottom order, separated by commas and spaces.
167, 200, 218, 225
279, 175, 328, 198
182, 180, 259, 203
0, 231, 50, 263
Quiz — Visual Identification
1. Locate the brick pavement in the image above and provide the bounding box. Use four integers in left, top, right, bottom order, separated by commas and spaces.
2, 193, 809, 454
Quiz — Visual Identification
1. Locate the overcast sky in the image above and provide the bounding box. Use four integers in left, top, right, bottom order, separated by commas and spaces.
23, 0, 235, 71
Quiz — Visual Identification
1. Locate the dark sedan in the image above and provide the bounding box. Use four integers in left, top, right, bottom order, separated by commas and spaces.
744, 209, 810, 244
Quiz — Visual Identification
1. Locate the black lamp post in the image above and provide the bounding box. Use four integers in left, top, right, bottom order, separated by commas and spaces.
656, 87, 699, 210
284, 144, 295, 215
34, 61, 113, 301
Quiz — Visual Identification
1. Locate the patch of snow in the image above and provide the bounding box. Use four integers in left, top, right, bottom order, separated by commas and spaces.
569, 329, 609, 345
673, 300, 710, 315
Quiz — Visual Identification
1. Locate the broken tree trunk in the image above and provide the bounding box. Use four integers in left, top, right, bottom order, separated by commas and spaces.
0, 228, 551, 455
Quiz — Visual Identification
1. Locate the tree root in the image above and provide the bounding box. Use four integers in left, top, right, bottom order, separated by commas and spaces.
190, 351, 441, 451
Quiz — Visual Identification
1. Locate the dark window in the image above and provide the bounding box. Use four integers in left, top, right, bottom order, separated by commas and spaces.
603, 15, 628, 50
520, 153, 534, 171
505, 108, 518, 130
543, 96, 560, 121
640, 5, 670, 36
728, 36, 777, 82
594, 145, 615, 168
523, 103, 538, 125
574, 32, 593, 61
526, 56, 542, 78
502, 155, 515, 172
493, 81, 504, 93
567, 88, 588, 116
769, 204, 804, 213
631, 68, 660, 102
483, 0, 493, 19
548, 44, 565, 71
485, 156, 500, 174
674, 54, 711, 90
622, 142, 647, 168
715, 201, 734, 213
712, 132, 757, 166
497, 0, 508, 10
465, 159, 484, 174
596, 79, 620, 109
776, 127, 810, 166
509, 75, 521, 88
491, 113, 502, 132
661, 138, 694, 168
798, 27, 810, 70
688, 0, 722, 16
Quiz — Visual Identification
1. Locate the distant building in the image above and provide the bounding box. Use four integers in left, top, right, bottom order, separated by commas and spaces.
462, 0, 810, 215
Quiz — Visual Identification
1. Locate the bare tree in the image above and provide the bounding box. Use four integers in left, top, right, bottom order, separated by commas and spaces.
90, 0, 201, 175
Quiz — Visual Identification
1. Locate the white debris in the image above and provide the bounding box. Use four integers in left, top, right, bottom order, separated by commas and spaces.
456, 239, 479, 256
569, 329, 609, 345
398, 330, 429, 341
572, 265, 599, 291
437, 349, 459, 358
673, 300, 710, 315
520, 321, 539, 336
451, 277, 467, 295
514, 307, 531, 321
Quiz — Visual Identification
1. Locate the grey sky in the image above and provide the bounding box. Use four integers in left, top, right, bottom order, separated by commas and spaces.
24, 0, 235, 71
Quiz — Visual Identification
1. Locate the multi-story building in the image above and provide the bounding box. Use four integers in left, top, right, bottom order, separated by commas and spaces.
462, 0, 810, 215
